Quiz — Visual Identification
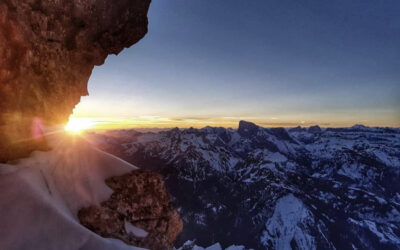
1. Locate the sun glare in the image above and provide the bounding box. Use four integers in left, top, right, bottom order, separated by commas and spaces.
64, 118, 94, 133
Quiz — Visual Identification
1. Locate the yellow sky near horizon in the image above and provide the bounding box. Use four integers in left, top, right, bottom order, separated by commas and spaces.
67, 113, 400, 131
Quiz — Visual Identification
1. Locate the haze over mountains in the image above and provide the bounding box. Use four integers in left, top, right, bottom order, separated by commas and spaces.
87, 121, 400, 249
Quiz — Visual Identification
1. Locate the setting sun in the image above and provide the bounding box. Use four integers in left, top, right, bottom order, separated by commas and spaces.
64, 118, 94, 133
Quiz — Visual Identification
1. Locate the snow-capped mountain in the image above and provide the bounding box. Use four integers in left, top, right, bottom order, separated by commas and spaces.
87, 121, 400, 250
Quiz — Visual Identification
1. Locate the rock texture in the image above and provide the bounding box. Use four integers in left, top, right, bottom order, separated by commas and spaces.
0, 0, 151, 162
79, 169, 183, 250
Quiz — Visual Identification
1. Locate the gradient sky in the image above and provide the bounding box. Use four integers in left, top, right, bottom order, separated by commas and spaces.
72, 0, 400, 129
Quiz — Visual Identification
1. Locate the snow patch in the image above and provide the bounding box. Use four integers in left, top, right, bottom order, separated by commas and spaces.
261, 194, 315, 250
124, 220, 148, 238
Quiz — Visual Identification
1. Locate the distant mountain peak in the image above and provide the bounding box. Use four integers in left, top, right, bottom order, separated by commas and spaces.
308, 125, 322, 133
238, 120, 259, 136
351, 124, 368, 130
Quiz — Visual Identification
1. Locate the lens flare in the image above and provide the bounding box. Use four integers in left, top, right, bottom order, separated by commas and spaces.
64, 118, 93, 133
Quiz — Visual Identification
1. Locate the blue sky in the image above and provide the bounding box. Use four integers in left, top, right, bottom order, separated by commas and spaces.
73, 0, 400, 128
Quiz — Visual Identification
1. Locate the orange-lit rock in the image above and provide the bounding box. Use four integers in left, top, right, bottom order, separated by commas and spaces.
0, 0, 150, 162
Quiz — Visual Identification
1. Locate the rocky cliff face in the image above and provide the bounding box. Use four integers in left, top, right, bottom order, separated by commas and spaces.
0, 0, 150, 162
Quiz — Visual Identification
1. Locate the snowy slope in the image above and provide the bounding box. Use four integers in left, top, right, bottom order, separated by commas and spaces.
0, 129, 144, 250
261, 194, 315, 250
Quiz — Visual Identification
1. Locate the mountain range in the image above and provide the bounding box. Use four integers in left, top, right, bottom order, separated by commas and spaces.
87, 121, 400, 250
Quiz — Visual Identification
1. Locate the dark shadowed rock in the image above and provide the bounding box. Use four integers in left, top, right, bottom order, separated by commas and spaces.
238, 120, 259, 137
288, 126, 306, 133
0, 0, 151, 162
79, 169, 183, 250
268, 127, 297, 144
308, 125, 322, 134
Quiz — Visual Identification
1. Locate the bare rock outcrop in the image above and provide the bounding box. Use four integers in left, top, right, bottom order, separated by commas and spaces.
79, 170, 183, 250
0, 0, 150, 162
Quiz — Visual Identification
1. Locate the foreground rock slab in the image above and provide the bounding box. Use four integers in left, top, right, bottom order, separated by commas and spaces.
79, 169, 183, 250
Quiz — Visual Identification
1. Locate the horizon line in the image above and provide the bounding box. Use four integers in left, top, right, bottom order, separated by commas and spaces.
66, 117, 400, 131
